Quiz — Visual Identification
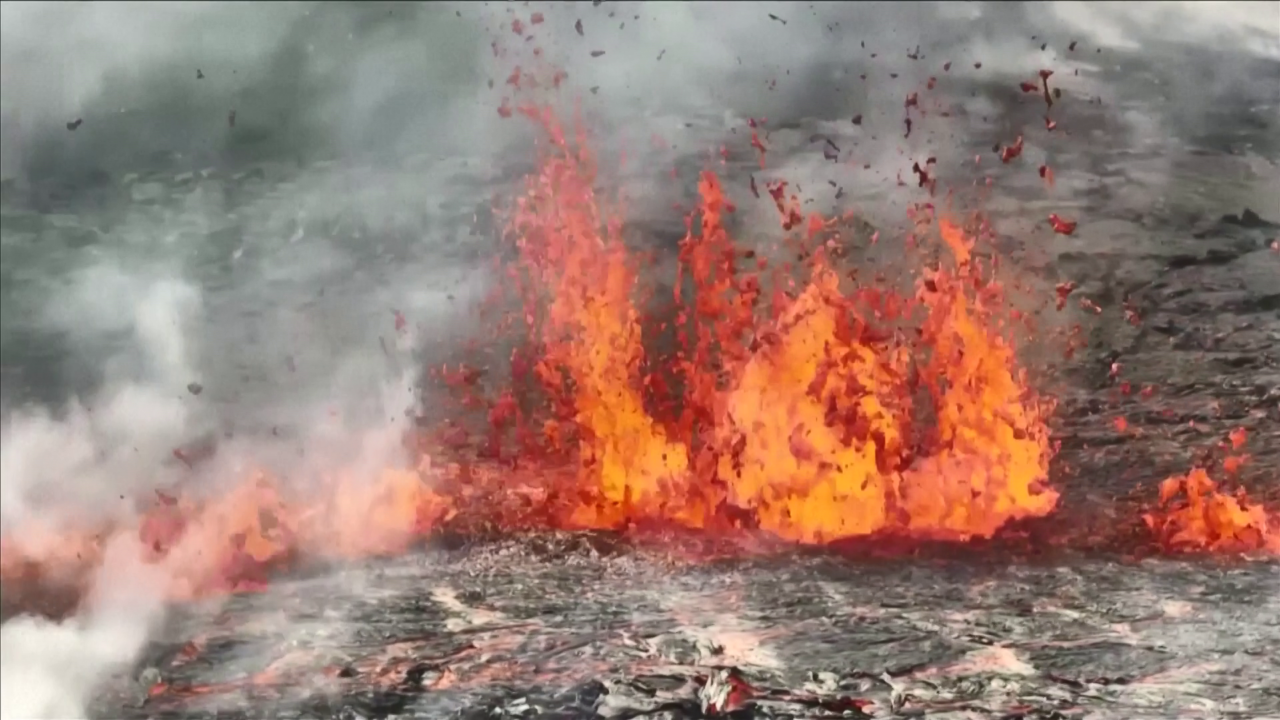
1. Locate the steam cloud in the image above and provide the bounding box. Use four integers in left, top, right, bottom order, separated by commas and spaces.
1, 1, 1276, 717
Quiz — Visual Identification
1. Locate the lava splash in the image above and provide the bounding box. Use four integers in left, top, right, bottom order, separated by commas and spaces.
1145, 467, 1280, 555
493, 105, 1059, 544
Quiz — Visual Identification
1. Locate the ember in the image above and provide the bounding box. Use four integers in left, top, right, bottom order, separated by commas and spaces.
999, 135, 1024, 163
1048, 213, 1077, 235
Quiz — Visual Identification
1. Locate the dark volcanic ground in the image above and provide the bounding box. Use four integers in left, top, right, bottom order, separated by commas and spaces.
3, 3, 1280, 719
99, 538, 1280, 719
77, 179, 1280, 717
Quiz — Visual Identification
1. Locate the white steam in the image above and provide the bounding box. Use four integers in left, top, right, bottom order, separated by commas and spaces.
0, 262, 436, 718
0, 271, 203, 718
1, 274, 199, 533
1, 537, 170, 720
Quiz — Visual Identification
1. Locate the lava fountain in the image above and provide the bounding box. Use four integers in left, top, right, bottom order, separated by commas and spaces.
493, 104, 1059, 544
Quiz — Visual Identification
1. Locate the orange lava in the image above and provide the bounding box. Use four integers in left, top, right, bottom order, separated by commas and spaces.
499, 105, 1059, 543
1144, 466, 1279, 554
1, 466, 455, 602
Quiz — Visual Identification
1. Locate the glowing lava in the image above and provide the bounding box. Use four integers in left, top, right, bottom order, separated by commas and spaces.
501, 106, 1059, 543
1144, 466, 1279, 555
1, 466, 455, 603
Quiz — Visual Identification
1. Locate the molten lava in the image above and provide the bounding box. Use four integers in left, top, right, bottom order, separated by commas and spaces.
500, 105, 1059, 543
1141, 430, 1278, 554
1144, 467, 1279, 554
1, 466, 455, 603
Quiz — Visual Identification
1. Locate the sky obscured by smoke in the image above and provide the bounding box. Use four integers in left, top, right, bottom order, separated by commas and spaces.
0, 1, 495, 179
3, 2, 1276, 183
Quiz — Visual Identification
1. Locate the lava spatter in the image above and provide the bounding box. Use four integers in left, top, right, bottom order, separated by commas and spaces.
504, 104, 695, 530
1144, 467, 1279, 554
1140, 428, 1276, 553
501, 105, 1060, 543
2, 464, 457, 607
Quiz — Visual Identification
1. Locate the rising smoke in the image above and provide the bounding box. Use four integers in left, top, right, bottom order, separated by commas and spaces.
1, 1, 1276, 717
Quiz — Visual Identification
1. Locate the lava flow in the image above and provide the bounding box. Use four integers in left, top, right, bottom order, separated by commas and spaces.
2, 102, 1278, 617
